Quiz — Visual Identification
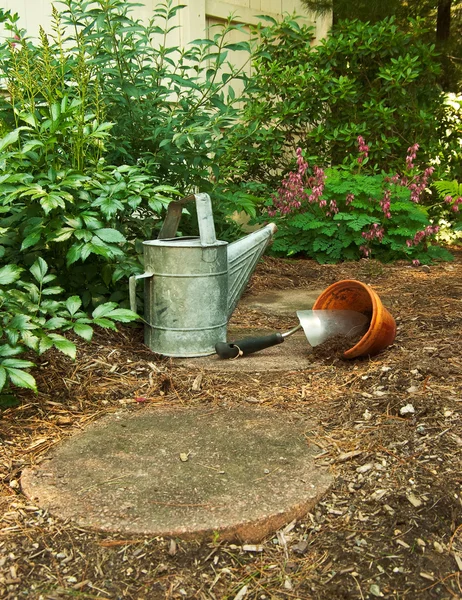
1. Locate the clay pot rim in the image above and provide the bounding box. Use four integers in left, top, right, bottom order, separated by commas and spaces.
312, 279, 381, 359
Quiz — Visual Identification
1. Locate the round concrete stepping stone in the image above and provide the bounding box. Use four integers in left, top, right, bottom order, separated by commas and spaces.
22, 407, 332, 542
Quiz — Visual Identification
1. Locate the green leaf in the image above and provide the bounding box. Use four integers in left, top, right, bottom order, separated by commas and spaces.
4, 367, 37, 391
73, 323, 93, 341
92, 302, 118, 318
9, 314, 36, 331
98, 308, 139, 323
38, 336, 54, 354
30, 258, 48, 284
2, 358, 36, 369
94, 228, 126, 243
0, 129, 19, 152
0, 264, 23, 285
66, 244, 83, 266
50, 228, 74, 242
21, 232, 41, 250
92, 317, 118, 330
44, 317, 69, 329
40, 193, 66, 214
0, 366, 6, 391
48, 335, 76, 359
0, 345, 23, 358
0, 393, 20, 408
66, 296, 82, 316
41, 286, 64, 296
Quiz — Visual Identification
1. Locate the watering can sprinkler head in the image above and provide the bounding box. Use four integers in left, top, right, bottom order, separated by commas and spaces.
128, 193, 277, 357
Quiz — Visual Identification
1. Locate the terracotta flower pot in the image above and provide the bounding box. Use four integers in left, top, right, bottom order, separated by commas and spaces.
312, 279, 396, 359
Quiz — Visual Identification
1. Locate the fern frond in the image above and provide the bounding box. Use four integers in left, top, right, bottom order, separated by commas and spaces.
433, 180, 462, 199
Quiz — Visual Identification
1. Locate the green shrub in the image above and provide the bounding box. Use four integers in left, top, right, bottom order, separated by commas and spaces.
56, 0, 250, 193
0, 258, 137, 394
0, 0, 253, 395
263, 142, 454, 264
222, 16, 449, 187
433, 179, 462, 233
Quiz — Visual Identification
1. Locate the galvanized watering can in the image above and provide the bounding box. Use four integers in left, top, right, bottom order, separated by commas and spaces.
129, 193, 277, 357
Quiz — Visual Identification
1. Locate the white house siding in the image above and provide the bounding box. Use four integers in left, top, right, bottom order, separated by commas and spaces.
0, 1, 331, 97
0, 0, 331, 44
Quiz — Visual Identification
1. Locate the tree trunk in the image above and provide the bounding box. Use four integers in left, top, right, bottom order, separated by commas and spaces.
436, 0, 452, 43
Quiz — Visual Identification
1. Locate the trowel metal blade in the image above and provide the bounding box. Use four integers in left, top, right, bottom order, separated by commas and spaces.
296, 309, 370, 347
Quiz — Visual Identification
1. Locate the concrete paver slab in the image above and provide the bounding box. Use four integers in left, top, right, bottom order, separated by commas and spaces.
22, 407, 332, 542
177, 328, 314, 372
239, 288, 324, 315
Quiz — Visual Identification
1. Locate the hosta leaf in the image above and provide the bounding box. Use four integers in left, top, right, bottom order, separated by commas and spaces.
0, 264, 23, 285
5, 367, 37, 391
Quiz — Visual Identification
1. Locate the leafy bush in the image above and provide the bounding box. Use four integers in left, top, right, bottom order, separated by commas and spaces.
0, 0, 254, 394
222, 16, 450, 187
433, 179, 462, 233
0, 258, 137, 394
264, 142, 454, 264
437, 94, 462, 182
56, 0, 250, 192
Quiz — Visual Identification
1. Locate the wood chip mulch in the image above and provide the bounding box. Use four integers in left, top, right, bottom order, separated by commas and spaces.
1, 248, 461, 600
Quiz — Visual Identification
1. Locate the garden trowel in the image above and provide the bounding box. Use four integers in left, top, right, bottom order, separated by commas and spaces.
215, 309, 370, 359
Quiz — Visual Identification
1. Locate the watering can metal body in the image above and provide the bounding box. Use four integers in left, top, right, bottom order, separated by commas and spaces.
129, 193, 276, 357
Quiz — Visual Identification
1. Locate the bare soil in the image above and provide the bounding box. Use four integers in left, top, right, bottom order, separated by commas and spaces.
1, 250, 461, 600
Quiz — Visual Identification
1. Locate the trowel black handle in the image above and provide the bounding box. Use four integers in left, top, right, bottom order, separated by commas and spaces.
215, 333, 284, 359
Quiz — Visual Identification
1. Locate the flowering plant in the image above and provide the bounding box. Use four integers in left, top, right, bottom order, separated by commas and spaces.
265, 139, 453, 264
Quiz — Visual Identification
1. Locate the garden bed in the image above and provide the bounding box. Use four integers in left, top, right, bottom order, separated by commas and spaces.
1, 250, 461, 599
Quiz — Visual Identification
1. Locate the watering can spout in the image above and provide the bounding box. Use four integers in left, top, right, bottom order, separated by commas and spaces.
227, 223, 277, 318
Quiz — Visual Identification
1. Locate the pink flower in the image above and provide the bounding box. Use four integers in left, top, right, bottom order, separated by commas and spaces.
406, 144, 419, 170
357, 136, 369, 165
405, 225, 439, 247
380, 189, 392, 218
362, 223, 385, 242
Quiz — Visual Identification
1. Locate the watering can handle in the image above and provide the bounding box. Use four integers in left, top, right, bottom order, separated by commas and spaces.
158, 193, 217, 246
129, 272, 153, 313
